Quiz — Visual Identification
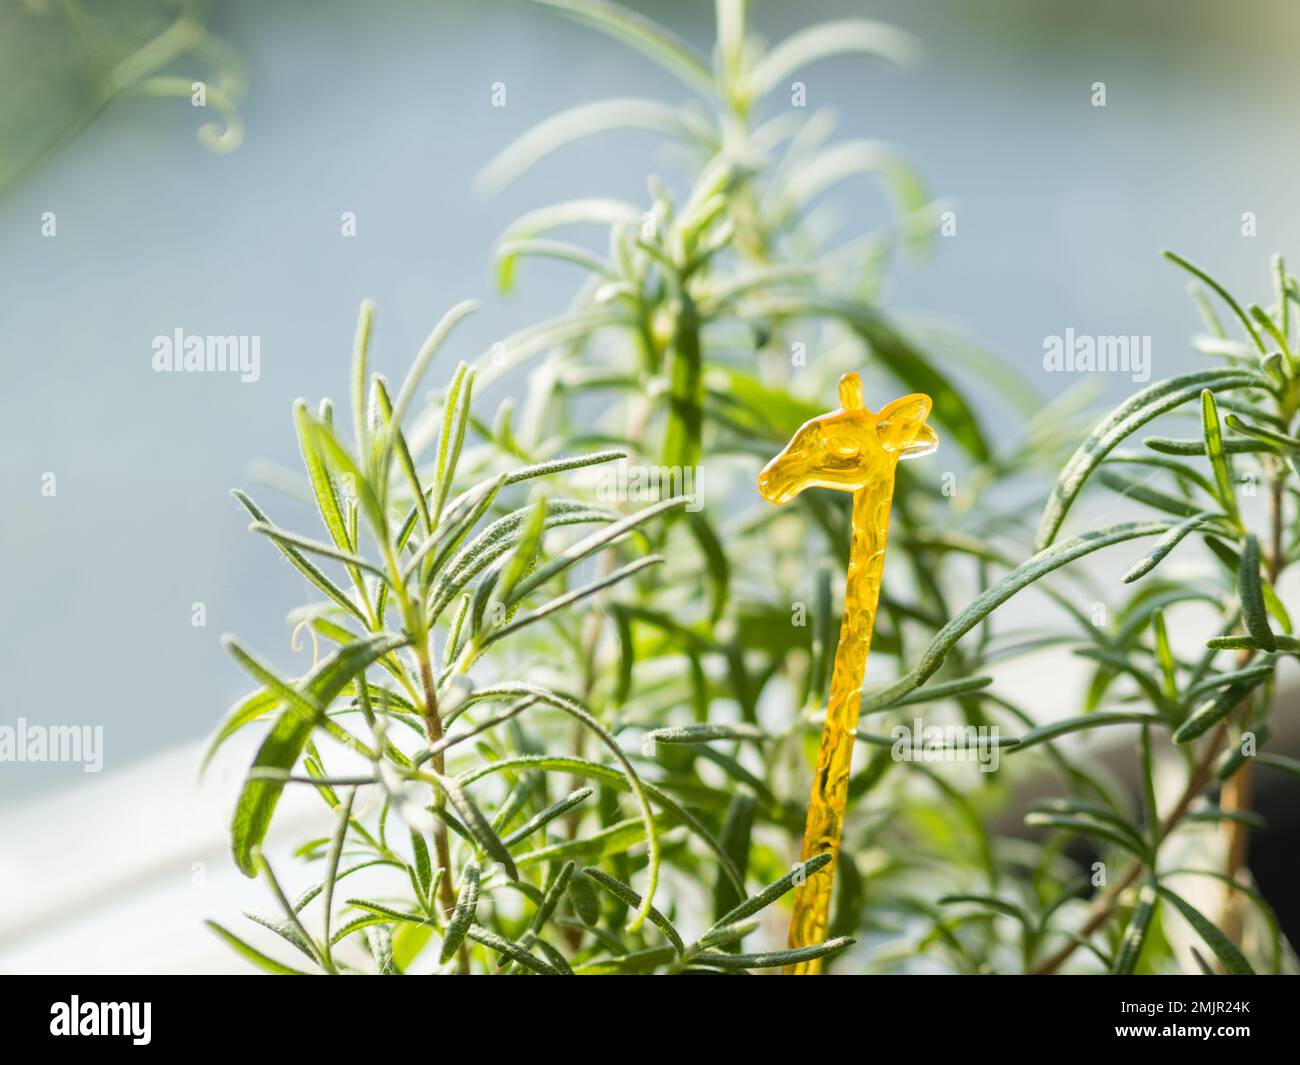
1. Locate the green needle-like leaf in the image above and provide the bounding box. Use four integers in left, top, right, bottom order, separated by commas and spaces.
227, 632, 406, 876
231, 491, 367, 622
502, 788, 595, 849
351, 299, 374, 459
205, 920, 311, 975
1121, 511, 1216, 583
747, 19, 918, 101
440, 861, 479, 963
1164, 251, 1266, 353
1035, 369, 1261, 549
507, 496, 689, 603
1173, 676, 1268, 745
875, 522, 1173, 708
294, 398, 353, 552
694, 937, 854, 970
465, 924, 560, 975
422, 770, 518, 881
523, 0, 715, 99
708, 852, 832, 934
1157, 886, 1255, 975
1112, 879, 1159, 975
582, 867, 684, 954
1238, 534, 1276, 652
1201, 390, 1241, 526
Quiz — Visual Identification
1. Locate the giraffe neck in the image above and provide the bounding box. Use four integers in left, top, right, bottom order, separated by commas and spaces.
792, 474, 900, 830
785, 467, 900, 971
833, 472, 898, 695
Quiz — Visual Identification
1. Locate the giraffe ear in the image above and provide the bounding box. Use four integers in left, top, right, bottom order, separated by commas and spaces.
878, 393, 937, 459
838, 372, 865, 410
878, 393, 932, 424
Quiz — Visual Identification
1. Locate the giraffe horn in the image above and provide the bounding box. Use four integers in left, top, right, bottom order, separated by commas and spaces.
837, 372, 865, 410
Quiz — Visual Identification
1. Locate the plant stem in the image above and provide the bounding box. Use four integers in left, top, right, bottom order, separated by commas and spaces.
1040, 419, 1290, 973
1031, 718, 1233, 975
416, 646, 466, 973
1218, 759, 1254, 944
1217, 461, 1286, 941
661, 292, 702, 471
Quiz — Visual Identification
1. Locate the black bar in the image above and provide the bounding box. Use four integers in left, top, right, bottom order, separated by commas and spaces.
1, 974, 1292, 1050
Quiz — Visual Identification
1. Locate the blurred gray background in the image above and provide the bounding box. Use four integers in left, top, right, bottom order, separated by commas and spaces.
4, 0, 1300, 799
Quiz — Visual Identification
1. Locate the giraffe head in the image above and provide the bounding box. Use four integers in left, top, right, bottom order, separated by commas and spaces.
758, 373, 938, 505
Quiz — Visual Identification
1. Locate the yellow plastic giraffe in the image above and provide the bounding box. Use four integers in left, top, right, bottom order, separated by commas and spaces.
759, 372, 937, 974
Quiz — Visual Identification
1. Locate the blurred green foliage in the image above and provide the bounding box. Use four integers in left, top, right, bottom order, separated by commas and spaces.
1, 0, 242, 194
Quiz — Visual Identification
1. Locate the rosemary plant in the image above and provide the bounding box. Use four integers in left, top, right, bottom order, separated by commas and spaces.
210, 0, 1297, 975
209, 298, 857, 974
469, 1, 1296, 973
465, 0, 1049, 970
961, 251, 1300, 976
806, 251, 1300, 976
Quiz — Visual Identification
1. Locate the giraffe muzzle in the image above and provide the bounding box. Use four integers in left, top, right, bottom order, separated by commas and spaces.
757, 447, 808, 505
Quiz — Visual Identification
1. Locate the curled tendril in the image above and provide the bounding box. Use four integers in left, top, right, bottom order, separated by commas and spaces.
129, 74, 246, 154
107, 2, 248, 154
290, 619, 320, 669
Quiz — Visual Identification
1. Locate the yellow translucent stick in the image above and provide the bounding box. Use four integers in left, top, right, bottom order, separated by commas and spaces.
758, 373, 937, 974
